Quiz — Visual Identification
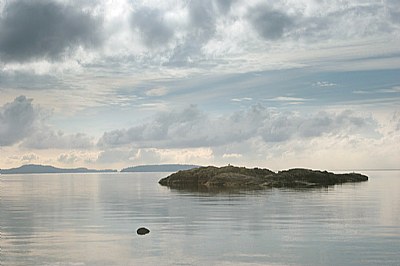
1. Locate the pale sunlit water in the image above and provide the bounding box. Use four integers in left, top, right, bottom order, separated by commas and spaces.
1, 171, 400, 266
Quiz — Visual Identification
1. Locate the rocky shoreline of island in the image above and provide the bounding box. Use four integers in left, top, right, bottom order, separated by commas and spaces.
158, 165, 368, 189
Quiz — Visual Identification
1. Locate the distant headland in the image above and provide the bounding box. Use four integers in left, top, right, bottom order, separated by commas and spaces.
159, 165, 369, 190
0, 164, 117, 174
0, 164, 200, 174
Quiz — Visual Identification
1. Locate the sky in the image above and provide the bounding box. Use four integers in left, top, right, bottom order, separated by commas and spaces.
0, 0, 399, 171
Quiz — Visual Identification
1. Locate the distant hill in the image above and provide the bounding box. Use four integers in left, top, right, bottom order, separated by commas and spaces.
0, 164, 117, 174
121, 164, 201, 173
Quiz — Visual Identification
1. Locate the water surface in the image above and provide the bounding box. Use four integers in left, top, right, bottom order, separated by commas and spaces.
1, 171, 399, 265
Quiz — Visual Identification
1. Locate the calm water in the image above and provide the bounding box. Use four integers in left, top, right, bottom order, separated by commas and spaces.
1, 171, 400, 266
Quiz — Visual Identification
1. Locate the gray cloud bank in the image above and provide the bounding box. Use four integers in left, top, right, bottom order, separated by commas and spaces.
131, 7, 174, 48
0, 96, 93, 148
0, 96, 36, 146
0, 0, 103, 62
2, 96, 397, 168
1, 0, 397, 67
22, 130, 93, 150
98, 104, 377, 149
247, 5, 294, 40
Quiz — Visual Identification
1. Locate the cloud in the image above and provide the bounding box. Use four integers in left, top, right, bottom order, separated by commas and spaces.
57, 153, 80, 164
96, 148, 135, 164
96, 147, 163, 166
165, 0, 218, 66
145, 87, 168, 97
231, 97, 252, 102
131, 7, 174, 48
353, 85, 400, 94
390, 111, 400, 132
22, 129, 93, 150
0, 70, 63, 90
247, 5, 294, 40
222, 153, 242, 159
379, 86, 400, 93
258, 109, 376, 142
0, 0, 103, 62
21, 153, 39, 162
98, 104, 377, 149
0, 96, 36, 146
0, 0, 397, 76
215, 0, 235, 14
96, 146, 213, 167
265, 96, 311, 102
188, 0, 216, 36
0, 95, 94, 149
313, 81, 337, 87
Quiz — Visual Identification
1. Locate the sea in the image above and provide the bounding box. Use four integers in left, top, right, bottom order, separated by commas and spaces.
1, 170, 399, 266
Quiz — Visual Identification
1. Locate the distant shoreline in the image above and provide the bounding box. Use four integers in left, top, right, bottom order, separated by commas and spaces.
0, 164, 200, 175
0, 164, 117, 175
1, 164, 398, 175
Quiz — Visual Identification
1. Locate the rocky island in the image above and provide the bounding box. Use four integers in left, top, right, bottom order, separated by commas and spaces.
158, 165, 368, 190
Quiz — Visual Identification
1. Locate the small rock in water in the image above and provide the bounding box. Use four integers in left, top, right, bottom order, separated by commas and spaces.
137, 227, 150, 235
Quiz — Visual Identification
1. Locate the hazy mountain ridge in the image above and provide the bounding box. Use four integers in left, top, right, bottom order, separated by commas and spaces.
0, 164, 117, 174
0, 164, 200, 174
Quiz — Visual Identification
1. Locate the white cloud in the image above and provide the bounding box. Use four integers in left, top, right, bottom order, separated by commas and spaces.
21, 153, 39, 162
265, 96, 311, 103
379, 86, 400, 93
96, 148, 135, 165
145, 87, 169, 97
313, 81, 337, 87
231, 97, 252, 102
222, 153, 242, 159
353, 86, 400, 94
57, 153, 80, 164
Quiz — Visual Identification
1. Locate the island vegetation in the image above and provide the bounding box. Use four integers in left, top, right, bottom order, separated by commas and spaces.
158, 165, 368, 190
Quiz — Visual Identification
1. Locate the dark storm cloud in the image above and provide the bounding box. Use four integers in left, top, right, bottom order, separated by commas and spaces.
131, 7, 174, 48
247, 5, 295, 40
0, 0, 103, 62
0, 96, 36, 146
